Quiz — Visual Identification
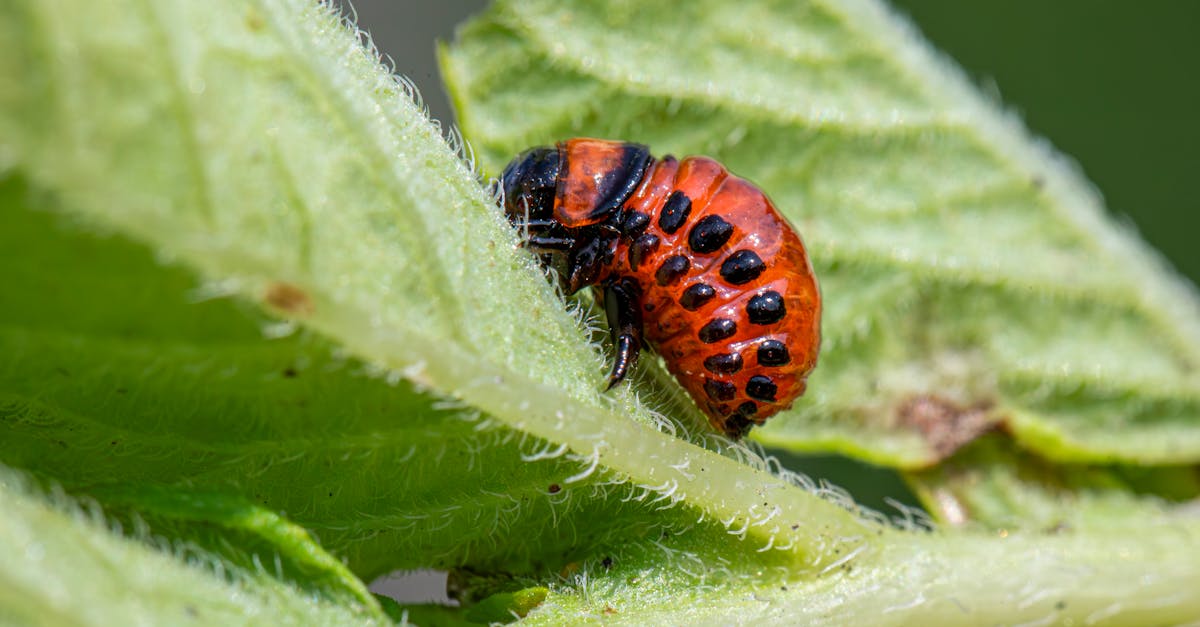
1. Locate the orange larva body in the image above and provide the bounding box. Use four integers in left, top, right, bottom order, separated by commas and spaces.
501, 138, 820, 437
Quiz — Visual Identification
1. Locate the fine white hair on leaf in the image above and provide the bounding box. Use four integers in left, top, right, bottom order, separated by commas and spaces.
446, 125, 481, 178
521, 441, 570, 462
818, 542, 869, 576
751, 505, 782, 528
885, 497, 936, 532
669, 459, 696, 481
726, 517, 751, 540
379, 51, 397, 75
755, 533, 776, 552
563, 447, 601, 484
815, 479, 856, 510
489, 175, 506, 207
649, 480, 680, 505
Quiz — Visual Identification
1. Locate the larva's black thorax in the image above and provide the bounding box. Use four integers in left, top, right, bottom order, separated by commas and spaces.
500, 139, 653, 294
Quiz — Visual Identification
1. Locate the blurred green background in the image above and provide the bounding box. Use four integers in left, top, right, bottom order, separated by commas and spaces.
345, 0, 1200, 285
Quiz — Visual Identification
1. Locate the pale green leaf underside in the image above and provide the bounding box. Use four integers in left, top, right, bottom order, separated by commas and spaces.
0, 468, 387, 627
441, 0, 1200, 468
0, 0, 874, 611
521, 512, 1200, 626
0, 0, 873, 577
907, 435, 1200, 531
0, 180, 765, 607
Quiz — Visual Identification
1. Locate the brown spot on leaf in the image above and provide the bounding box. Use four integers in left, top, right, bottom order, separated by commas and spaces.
264, 282, 314, 316
897, 394, 995, 461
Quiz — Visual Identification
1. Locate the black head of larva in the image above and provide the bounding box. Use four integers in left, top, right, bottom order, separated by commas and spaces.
500, 146, 560, 226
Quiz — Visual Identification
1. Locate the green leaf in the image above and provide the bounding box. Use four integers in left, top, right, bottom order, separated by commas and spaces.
3, 0, 1200, 624
440, 0, 1200, 468
0, 0, 872, 586
0, 0, 865, 620
0, 177, 756, 602
519, 516, 1200, 625
0, 467, 388, 626
464, 587, 549, 624
907, 434, 1200, 530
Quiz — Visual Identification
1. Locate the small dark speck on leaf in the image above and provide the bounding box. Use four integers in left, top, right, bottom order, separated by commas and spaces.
264, 281, 314, 316
282, 367, 298, 378
602, 556, 613, 570
547, 483, 561, 494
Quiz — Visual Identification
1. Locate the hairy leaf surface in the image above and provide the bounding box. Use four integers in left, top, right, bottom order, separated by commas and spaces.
442, 0, 1200, 468
2, 0, 1199, 624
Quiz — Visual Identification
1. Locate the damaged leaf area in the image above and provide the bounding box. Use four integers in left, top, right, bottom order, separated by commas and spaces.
441, 0, 1200, 469
908, 435, 1200, 531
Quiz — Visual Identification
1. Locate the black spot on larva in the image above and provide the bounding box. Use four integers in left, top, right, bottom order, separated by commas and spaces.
655, 255, 690, 286
746, 375, 778, 402
688, 215, 733, 253
698, 318, 736, 343
734, 401, 758, 417
724, 412, 755, 437
747, 290, 786, 324
679, 283, 715, 310
657, 190, 692, 234
621, 210, 650, 237
704, 378, 737, 401
720, 250, 766, 285
757, 340, 790, 366
628, 234, 660, 271
703, 352, 743, 374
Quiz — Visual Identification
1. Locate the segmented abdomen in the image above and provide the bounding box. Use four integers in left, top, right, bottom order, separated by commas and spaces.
605, 155, 821, 434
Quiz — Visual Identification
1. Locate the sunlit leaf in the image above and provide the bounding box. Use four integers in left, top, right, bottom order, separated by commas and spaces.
2, 0, 1198, 623
442, 0, 1200, 468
